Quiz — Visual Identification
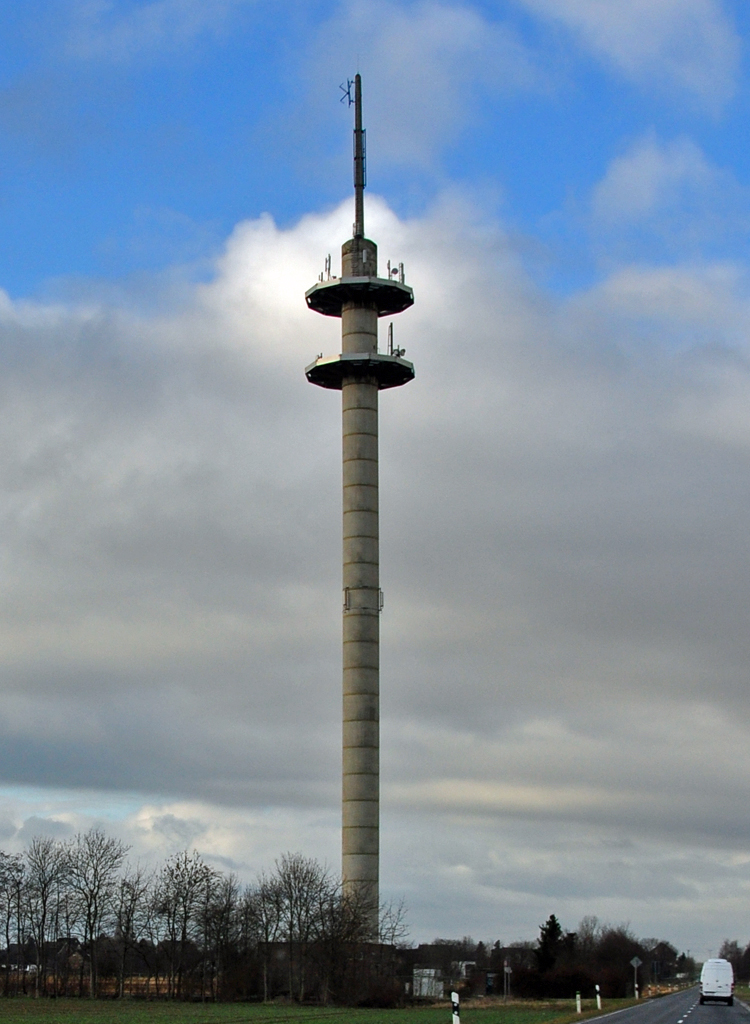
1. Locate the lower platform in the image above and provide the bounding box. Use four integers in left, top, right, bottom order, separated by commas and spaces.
305, 352, 415, 390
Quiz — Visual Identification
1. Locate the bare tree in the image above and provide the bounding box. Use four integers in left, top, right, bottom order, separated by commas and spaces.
275, 852, 331, 1001
55, 880, 82, 997
310, 878, 371, 1003
199, 871, 239, 1002
0, 852, 24, 995
139, 886, 170, 998
114, 864, 152, 997
373, 896, 410, 992
242, 873, 282, 1001
379, 896, 409, 947
25, 836, 67, 997
67, 828, 129, 997
577, 915, 601, 958
155, 850, 216, 999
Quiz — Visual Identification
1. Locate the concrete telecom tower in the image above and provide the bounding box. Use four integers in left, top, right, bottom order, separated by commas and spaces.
305, 74, 414, 934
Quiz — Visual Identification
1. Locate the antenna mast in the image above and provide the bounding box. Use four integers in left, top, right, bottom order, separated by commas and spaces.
353, 73, 365, 238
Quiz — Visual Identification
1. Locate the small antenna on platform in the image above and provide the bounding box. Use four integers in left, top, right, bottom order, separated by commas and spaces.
388, 322, 405, 358
352, 74, 365, 238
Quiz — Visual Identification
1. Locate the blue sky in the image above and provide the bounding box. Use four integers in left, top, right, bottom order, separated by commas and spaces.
3, 0, 750, 955
2, 0, 749, 295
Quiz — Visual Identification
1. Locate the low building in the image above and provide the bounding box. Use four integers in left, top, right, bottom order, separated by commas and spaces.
413, 967, 444, 998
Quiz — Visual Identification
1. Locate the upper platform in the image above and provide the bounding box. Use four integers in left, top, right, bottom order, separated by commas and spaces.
305, 276, 414, 318
305, 352, 415, 390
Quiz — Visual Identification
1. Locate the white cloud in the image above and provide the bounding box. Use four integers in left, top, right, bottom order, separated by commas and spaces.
588, 134, 750, 263
515, 0, 739, 106
593, 135, 719, 224
1, 194, 750, 947
65, 0, 243, 61
306, 0, 544, 166
572, 261, 750, 353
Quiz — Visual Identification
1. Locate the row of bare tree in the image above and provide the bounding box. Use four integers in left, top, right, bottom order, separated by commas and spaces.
425, 917, 692, 999
0, 831, 406, 1003
718, 940, 750, 982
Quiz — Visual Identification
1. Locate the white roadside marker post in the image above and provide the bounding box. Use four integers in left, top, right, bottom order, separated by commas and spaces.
596, 984, 602, 1010
452, 991, 460, 1024
576, 991, 582, 1014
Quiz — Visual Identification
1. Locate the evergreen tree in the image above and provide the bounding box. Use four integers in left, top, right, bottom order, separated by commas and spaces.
537, 914, 563, 973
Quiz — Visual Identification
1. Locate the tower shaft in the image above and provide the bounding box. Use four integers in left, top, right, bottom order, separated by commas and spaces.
341, 297, 379, 931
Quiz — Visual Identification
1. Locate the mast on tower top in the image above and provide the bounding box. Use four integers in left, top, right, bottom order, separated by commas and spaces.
353, 73, 366, 238
305, 72, 415, 338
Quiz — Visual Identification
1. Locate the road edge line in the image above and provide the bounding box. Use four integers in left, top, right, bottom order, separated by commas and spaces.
584, 1003, 654, 1022
587, 990, 696, 1023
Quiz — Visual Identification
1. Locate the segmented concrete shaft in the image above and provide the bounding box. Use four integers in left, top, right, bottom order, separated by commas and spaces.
341, 296, 379, 935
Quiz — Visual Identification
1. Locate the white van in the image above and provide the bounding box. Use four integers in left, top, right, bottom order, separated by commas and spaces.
700, 958, 734, 1005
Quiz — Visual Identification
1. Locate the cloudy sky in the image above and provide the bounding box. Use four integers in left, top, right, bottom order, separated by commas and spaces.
1, 0, 750, 958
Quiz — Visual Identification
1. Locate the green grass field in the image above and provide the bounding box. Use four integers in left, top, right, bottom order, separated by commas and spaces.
0, 998, 639, 1024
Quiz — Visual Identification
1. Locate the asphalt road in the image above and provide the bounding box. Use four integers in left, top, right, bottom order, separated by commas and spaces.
599, 989, 750, 1024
